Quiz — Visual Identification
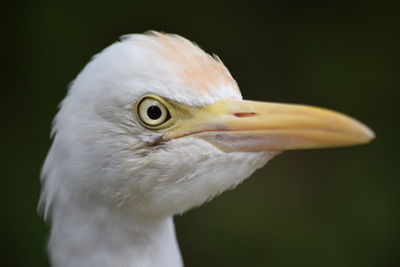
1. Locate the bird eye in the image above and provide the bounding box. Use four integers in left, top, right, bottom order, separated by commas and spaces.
137, 96, 170, 128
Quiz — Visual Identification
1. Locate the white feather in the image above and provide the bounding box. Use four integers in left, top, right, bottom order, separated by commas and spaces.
40, 32, 276, 267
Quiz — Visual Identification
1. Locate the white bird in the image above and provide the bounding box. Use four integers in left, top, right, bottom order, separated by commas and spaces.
40, 31, 374, 267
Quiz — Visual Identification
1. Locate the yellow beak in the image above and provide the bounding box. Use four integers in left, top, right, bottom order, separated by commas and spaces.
163, 99, 375, 152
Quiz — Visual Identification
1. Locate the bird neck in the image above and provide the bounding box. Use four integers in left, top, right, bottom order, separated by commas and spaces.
48, 195, 183, 267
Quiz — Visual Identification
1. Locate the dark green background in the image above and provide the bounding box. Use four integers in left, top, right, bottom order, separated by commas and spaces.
2, 0, 399, 266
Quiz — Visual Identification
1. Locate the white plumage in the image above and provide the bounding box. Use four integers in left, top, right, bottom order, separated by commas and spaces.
40, 31, 373, 267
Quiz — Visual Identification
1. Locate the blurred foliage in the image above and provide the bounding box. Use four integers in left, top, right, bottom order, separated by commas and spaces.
1, 0, 399, 266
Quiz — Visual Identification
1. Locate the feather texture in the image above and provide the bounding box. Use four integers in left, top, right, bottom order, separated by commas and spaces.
40, 32, 276, 267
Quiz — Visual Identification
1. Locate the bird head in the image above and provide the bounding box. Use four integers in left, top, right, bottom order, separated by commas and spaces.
41, 32, 374, 219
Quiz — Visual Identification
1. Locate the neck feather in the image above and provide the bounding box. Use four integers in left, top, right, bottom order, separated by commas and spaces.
47, 193, 183, 267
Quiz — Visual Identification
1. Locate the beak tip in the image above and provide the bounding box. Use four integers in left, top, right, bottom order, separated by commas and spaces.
358, 123, 375, 144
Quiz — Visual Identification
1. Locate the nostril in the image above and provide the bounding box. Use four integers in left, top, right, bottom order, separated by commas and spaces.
234, 112, 257, 118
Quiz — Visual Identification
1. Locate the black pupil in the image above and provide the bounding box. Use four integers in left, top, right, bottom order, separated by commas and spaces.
147, 105, 162, 120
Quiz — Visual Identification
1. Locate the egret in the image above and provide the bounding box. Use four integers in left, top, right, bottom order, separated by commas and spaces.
40, 31, 374, 267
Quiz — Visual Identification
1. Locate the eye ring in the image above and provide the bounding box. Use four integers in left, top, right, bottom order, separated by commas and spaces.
136, 95, 172, 129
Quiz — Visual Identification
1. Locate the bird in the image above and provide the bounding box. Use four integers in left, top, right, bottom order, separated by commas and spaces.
39, 31, 374, 267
